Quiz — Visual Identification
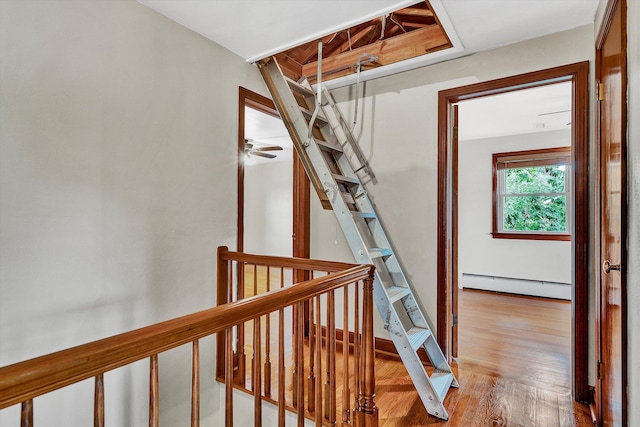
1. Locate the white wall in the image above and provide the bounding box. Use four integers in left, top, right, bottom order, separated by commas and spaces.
318, 25, 594, 340
0, 0, 266, 425
244, 160, 293, 257
458, 130, 572, 297
3, 0, 637, 424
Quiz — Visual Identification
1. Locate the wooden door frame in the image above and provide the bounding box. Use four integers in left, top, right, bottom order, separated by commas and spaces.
237, 87, 310, 259
595, 0, 628, 423
436, 62, 591, 402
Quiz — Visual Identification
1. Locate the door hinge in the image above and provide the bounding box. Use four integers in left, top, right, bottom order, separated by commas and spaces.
452, 313, 458, 326
597, 82, 604, 101
597, 360, 602, 379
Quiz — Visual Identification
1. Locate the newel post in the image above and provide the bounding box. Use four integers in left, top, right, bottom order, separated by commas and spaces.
355, 269, 378, 427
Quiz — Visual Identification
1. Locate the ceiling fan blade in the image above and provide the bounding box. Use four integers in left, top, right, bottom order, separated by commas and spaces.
251, 151, 277, 159
254, 145, 283, 152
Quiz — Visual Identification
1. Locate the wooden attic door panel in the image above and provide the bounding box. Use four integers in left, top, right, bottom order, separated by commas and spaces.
269, 1, 452, 83
301, 25, 451, 83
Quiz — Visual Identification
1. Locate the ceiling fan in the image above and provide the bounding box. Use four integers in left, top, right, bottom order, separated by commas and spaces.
244, 138, 283, 160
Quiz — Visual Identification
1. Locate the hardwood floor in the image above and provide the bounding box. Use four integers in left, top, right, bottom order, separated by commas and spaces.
375, 289, 592, 426
235, 288, 593, 426
458, 289, 573, 393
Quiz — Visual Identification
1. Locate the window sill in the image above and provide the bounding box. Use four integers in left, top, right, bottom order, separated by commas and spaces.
491, 232, 572, 241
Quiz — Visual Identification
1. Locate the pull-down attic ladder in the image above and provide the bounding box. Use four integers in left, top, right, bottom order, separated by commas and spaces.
257, 56, 457, 421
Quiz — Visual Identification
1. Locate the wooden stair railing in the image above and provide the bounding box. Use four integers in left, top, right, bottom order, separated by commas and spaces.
0, 247, 377, 427
216, 246, 378, 427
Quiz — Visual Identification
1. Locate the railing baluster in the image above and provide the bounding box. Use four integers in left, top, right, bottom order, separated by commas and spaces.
264, 267, 272, 398
292, 277, 299, 405
21, 399, 33, 427
191, 340, 200, 427
278, 267, 286, 427
236, 262, 246, 385
296, 301, 305, 427
253, 317, 262, 427
278, 308, 285, 427
353, 283, 361, 415
315, 296, 323, 427
149, 354, 159, 427
342, 288, 350, 426
226, 328, 234, 427
94, 373, 104, 427
253, 264, 258, 296
307, 293, 316, 413
324, 293, 331, 420
328, 291, 337, 427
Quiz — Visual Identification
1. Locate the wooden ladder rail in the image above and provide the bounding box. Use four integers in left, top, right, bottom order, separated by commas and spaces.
0, 248, 376, 427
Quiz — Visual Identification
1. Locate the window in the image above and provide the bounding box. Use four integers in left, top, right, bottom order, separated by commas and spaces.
492, 147, 571, 241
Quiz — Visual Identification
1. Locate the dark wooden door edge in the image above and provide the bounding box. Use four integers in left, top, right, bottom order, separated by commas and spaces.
436, 62, 591, 403
595, 0, 628, 424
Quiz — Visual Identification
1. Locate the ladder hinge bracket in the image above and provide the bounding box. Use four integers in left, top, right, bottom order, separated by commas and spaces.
354, 163, 371, 175
407, 306, 420, 314
383, 310, 391, 330
597, 82, 604, 101
355, 191, 367, 200
323, 182, 339, 204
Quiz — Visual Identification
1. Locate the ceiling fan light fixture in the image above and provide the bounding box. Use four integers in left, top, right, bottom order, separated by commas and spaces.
245, 153, 256, 165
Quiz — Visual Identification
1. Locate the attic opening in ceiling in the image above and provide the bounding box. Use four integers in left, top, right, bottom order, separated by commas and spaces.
261, 0, 452, 84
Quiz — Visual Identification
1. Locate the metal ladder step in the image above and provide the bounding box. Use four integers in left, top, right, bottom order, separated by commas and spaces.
352, 211, 376, 219
300, 106, 328, 124
332, 173, 359, 185
316, 140, 343, 153
386, 286, 412, 303
430, 371, 455, 403
285, 76, 315, 97
406, 326, 431, 351
367, 247, 393, 258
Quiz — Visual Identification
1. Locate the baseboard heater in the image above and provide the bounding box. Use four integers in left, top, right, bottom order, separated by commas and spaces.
461, 273, 571, 300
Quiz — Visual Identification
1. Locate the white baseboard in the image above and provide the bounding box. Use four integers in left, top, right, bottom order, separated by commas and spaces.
461, 273, 571, 300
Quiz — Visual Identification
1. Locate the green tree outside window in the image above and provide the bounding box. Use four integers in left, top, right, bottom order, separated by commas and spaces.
492, 147, 571, 240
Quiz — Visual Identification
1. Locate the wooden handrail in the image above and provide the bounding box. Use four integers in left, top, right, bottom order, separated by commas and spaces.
0, 264, 374, 410
218, 247, 357, 272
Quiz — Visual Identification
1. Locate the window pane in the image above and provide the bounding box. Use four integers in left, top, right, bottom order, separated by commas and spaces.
505, 165, 566, 194
503, 195, 567, 232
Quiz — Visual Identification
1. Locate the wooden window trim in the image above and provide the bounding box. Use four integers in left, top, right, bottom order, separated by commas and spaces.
492, 147, 572, 241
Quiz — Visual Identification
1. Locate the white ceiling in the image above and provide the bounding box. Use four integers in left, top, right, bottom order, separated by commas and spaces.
458, 82, 573, 141
138, 0, 598, 74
